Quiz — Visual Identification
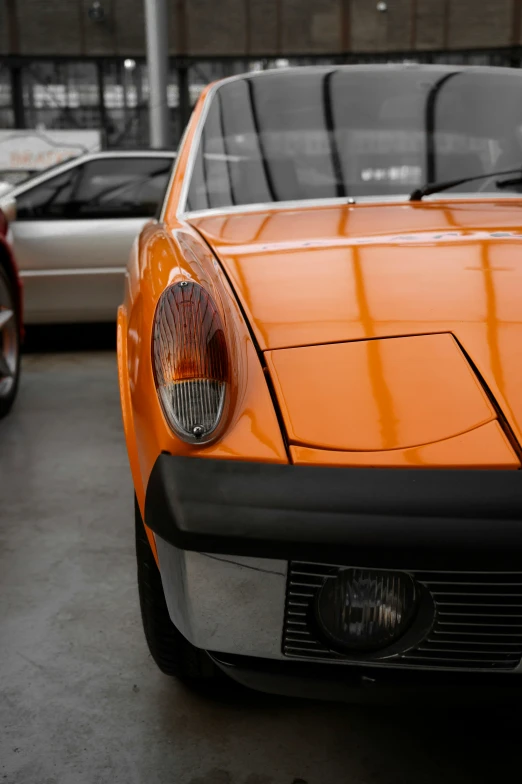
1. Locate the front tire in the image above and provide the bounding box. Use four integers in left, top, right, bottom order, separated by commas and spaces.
135, 496, 219, 684
0, 265, 20, 420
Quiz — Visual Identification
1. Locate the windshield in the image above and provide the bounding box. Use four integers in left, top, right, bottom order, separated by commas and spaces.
4, 158, 82, 190
185, 66, 522, 211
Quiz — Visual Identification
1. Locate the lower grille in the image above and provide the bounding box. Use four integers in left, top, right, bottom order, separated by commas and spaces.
283, 562, 522, 671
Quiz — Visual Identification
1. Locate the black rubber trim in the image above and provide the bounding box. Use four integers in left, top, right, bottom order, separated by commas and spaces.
208, 652, 522, 703
145, 454, 522, 569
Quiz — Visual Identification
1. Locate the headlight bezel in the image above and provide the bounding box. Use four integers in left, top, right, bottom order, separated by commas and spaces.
152, 278, 231, 445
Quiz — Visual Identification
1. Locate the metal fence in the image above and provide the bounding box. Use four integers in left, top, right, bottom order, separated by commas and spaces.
0, 49, 520, 150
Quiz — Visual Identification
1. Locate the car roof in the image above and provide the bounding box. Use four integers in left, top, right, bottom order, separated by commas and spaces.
207, 62, 522, 93
71, 150, 176, 161
5, 149, 176, 198
216, 62, 522, 83
82, 150, 176, 156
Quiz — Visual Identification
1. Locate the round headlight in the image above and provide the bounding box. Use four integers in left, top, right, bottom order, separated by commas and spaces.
153, 280, 229, 444
315, 569, 417, 653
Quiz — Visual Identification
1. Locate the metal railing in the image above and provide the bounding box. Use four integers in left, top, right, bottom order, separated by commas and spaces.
0, 49, 520, 150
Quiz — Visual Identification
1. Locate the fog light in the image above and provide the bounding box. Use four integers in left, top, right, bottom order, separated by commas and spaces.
316, 569, 417, 652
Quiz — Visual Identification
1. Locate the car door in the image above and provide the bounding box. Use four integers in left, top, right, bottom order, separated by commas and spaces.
10, 155, 173, 323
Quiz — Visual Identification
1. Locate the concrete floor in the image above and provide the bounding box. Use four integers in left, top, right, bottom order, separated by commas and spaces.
1, 350, 521, 784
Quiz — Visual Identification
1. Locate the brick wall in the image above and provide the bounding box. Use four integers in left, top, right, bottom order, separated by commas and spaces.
249, 0, 279, 56
351, 0, 388, 52
281, 0, 341, 54
386, 0, 413, 50
447, 0, 513, 49
0, 3, 10, 54
185, 0, 247, 56
81, 0, 117, 55
16, 0, 83, 55
415, 0, 446, 50
0, 0, 519, 58
112, 0, 146, 55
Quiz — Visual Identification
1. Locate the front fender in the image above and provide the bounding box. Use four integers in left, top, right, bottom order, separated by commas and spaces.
119, 220, 288, 533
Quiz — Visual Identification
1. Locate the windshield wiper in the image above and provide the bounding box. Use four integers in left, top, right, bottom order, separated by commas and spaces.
495, 175, 522, 189
409, 168, 522, 202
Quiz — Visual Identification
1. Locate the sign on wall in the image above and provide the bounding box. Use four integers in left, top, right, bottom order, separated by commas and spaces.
0, 130, 102, 173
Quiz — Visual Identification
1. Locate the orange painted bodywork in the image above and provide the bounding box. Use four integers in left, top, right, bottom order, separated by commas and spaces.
118, 86, 522, 541
266, 334, 513, 459
291, 422, 518, 469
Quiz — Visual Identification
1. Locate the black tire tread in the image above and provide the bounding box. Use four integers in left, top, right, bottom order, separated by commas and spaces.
0, 263, 20, 420
135, 496, 218, 682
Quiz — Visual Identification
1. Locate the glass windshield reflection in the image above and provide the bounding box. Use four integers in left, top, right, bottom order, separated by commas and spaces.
186, 67, 522, 211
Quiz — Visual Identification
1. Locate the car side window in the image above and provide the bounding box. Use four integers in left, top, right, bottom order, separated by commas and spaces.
72, 157, 173, 219
15, 166, 81, 221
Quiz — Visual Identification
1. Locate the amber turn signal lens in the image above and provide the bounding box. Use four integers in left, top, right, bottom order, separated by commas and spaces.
153, 281, 229, 443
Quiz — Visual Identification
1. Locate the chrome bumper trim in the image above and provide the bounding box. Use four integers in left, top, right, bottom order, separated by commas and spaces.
156, 536, 288, 659
156, 538, 522, 674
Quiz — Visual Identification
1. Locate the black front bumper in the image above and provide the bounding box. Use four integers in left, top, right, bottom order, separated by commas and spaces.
145, 454, 522, 569
209, 653, 522, 703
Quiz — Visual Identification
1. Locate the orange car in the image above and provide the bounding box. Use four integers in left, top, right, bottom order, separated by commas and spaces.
118, 64, 522, 699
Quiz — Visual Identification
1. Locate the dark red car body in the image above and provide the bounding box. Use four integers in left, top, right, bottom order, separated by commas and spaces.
0, 208, 23, 339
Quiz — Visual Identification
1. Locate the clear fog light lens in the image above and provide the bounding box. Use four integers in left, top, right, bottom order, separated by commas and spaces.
316, 569, 417, 652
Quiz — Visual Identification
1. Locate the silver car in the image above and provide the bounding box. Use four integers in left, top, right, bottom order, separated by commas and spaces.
0, 150, 176, 324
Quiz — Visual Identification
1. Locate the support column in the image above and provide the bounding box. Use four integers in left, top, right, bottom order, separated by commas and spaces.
96, 61, 108, 147
144, 0, 169, 148
177, 62, 190, 136
10, 66, 25, 129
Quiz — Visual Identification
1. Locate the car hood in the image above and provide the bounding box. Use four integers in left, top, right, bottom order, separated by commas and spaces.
190, 200, 522, 460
